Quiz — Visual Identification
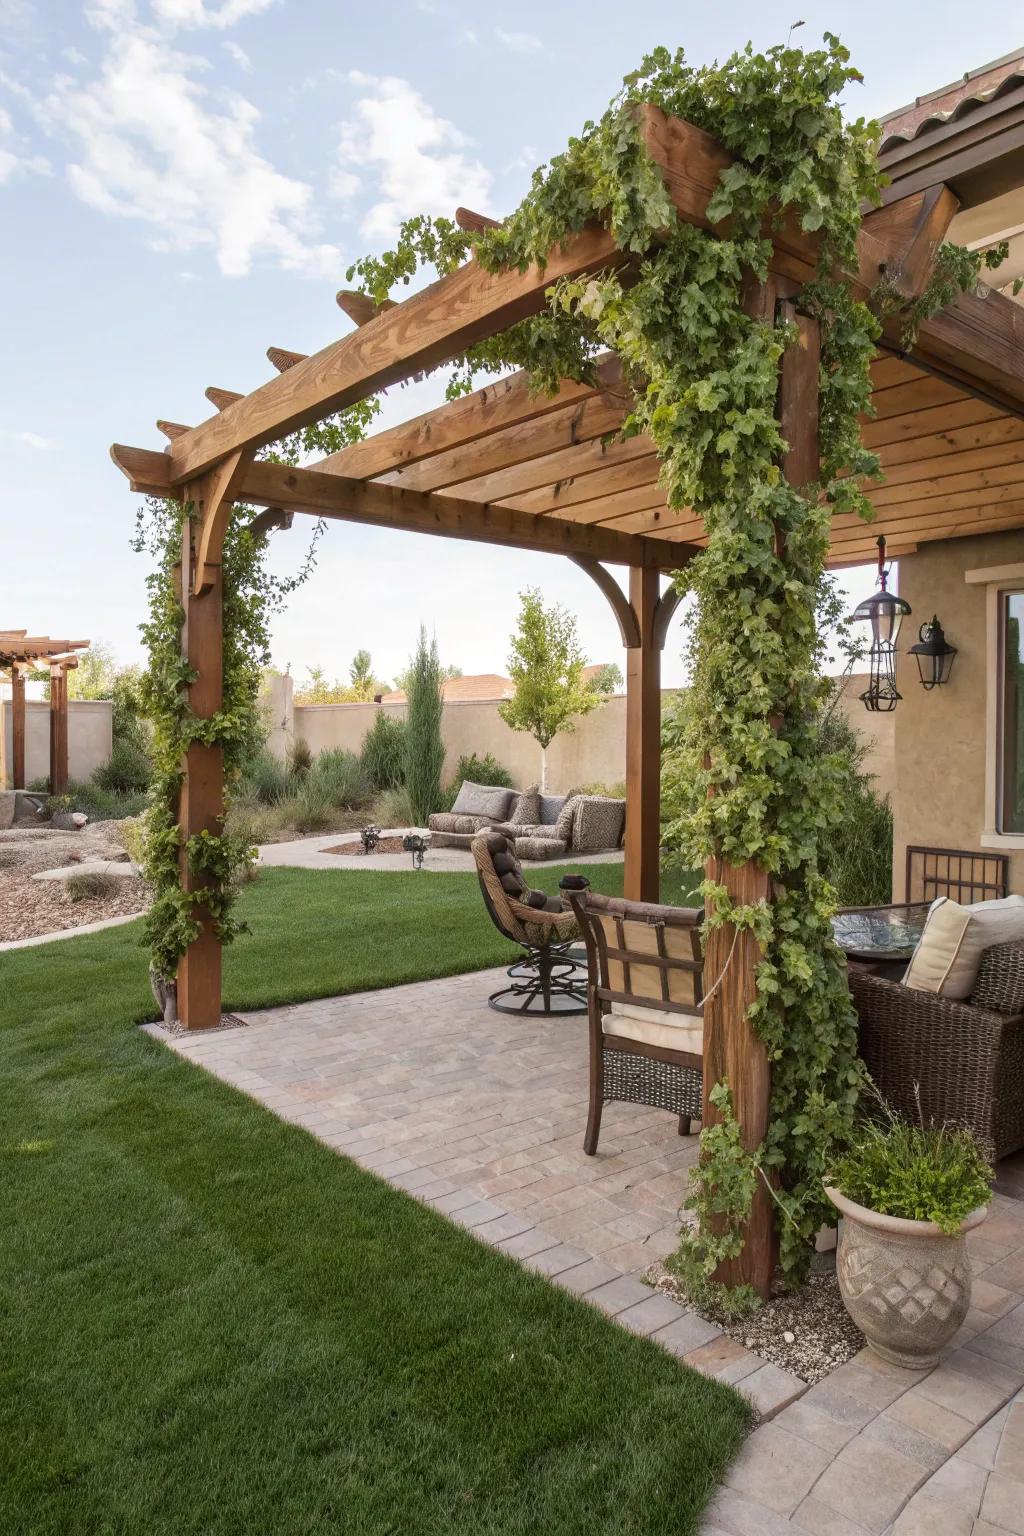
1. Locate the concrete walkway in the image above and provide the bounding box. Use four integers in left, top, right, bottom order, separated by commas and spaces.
146, 966, 1024, 1533
0, 909, 143, 952
258, 826, 625, 874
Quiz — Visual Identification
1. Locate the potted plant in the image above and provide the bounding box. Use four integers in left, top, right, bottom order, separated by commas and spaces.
825, 1110, 993, 1368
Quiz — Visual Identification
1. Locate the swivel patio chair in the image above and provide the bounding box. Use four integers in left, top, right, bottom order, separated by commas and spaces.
471, 832, 587, 1016
569, 890, 704, 1154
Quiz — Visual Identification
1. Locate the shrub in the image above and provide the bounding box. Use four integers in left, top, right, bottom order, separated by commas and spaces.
307, 748, 372, 810
404, 628, 445, 825
360, 712, 407, 791
63, 779, 148, 822
119, 815, 146, 867
93, 737, 152, 795
242, 750, 297, 806
64, 870, 121, 902
817, 690, 893, 907
291, 780, 338, 834
373, 784, 415, 829
289, 738, 313, 778
828, 1106, 992, 1234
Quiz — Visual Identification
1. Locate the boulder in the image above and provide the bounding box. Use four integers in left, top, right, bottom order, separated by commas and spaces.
51, 811, 89, 831
0, 791, 14, 830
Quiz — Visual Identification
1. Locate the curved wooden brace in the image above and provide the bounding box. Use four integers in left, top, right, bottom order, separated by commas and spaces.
652, 583, 683, 651
190, 449, 254, 596
569, 555, 642, 649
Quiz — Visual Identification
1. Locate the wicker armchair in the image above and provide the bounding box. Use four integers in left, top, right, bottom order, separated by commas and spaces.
472, 833, 586, 1016
569, 891, 704, 1155
850, 937, 1024, 1161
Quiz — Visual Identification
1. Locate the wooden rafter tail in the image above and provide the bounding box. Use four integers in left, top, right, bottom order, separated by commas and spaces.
157, 420, 190, 441
336, 290, 396, 327
206, 387, 243, 411
267, 347, 308, 373
249, 506, 294, 538
110, 443, 173, 497
456, 207, 500, 233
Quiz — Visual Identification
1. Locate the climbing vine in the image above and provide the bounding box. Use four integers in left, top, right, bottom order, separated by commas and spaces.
141, 33, 1001, 1290
135, 405, 378, 983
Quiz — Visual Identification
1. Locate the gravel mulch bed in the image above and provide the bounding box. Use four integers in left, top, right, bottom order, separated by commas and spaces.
324, 837, 413, 857
0, 871, 149, 943
0, 820, 149, 943
645, 1256, 864, 1384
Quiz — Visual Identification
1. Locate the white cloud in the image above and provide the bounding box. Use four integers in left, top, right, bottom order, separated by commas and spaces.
223, 39, 250, 69
36, 18, 339, 277
494, 28, 542, 53
62, 46, 89, 66
336, 71, 491, 239
151, 0, 276, 28
0, 105, 50, 183
17, 431, 56, 449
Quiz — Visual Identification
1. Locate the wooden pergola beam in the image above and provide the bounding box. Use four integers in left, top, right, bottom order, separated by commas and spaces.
164, 224, 627, 483
110, 445, 688, 570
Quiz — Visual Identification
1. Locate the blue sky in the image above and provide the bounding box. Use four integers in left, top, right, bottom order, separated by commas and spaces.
2, 1, 1022, 691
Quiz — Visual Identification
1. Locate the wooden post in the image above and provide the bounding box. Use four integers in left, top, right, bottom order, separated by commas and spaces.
49, 663, 69, 796
11, 664, 26, 790
701, 286, 820, 1297
176, 506, 225, 1029
624, 565, 662, 902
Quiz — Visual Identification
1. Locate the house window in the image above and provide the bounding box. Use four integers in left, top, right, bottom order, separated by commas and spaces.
999, 591, 1024, 834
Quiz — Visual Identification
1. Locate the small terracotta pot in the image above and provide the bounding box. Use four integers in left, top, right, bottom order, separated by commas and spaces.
825, 1185, 989, 1369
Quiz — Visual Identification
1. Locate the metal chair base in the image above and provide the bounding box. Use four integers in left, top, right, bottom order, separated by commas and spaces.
488, 943, 587, 1017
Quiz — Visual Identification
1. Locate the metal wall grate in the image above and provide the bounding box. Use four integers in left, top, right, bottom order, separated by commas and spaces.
905, 845, 1009, 905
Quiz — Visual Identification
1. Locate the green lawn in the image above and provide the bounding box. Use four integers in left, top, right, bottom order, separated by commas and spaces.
1, 862, 745, 1536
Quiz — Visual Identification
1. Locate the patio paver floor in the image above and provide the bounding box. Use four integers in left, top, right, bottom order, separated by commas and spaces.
148, 966, 1024, 1532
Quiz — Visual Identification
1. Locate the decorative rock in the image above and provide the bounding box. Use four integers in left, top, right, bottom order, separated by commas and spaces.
0, 791, 15, 830
51, 811, 88, 830
784, 1330, 796, 1344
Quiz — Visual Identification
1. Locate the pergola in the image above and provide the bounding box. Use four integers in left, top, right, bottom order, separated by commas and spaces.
112, 104, 1024, 1290
1, 632, 90, 795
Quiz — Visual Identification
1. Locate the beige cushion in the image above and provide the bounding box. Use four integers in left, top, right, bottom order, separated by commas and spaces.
451, 781, 515, 820
903, 895, 1024, 999
604, 1003, 702, 1057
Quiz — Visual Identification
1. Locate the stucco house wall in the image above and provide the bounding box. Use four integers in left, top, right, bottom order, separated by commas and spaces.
0, 698, 113, 787
892, 529, 1024, 899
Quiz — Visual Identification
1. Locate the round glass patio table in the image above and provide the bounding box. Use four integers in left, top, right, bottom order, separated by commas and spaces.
830, 902, 930, 969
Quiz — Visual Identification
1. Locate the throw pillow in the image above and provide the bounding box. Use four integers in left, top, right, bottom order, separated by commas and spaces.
509, 784, 541, 827
540, 793, 568, 827
554, 795, 579, 844
500, 871, 524, 896
903, 894, 1024, 998
451, 780, 515, 821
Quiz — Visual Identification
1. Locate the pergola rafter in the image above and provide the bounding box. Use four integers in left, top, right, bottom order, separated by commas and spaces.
111, 96, 1024, 1295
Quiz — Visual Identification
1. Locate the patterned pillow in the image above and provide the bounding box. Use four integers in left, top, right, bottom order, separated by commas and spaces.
509, 784, 541, 826
554, 795, 580, 843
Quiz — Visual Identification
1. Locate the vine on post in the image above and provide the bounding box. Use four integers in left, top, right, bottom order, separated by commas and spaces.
135, 407, 377, 984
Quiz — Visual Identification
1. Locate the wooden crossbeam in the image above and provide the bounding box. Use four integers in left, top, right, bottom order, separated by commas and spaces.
108, 444, 685, 569
267, 347, 308, 373
206, 387, 243, 411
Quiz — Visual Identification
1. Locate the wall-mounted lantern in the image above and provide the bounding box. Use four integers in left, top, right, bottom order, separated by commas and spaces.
850, 536, 912, 713
909, 616, 957, 690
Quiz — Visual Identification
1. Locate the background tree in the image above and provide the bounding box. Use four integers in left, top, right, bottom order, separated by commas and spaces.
403, 626, 446, 824
349, 648, 383, 700
498, 588, 604, 790
587, 661, 623, 695
392, 660, 462, 694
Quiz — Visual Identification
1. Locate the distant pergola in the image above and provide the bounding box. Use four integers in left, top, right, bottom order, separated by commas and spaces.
113, 105, 1024, 1291
0, 631, 90, 795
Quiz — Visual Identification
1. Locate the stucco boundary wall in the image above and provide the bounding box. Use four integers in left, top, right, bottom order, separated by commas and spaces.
264, 672, 893, 802
0, 698, 112, 788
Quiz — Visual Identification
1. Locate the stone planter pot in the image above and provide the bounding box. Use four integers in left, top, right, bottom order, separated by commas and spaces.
824, 1185, 989, 1369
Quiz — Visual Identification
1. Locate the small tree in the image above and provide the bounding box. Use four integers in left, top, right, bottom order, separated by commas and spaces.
403, 626, 445, 824
499, 589, 604, 790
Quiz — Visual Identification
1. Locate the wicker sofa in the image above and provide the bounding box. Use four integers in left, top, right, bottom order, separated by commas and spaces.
850, 937, 1024, 1161
429, 780, 625, 860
